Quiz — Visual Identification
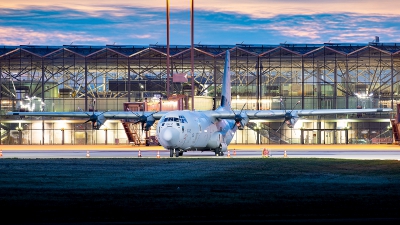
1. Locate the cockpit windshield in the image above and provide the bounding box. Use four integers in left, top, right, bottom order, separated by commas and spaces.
162, 115, 188, 123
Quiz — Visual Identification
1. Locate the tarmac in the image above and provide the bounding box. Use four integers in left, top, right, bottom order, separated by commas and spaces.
0, 143, 399, 151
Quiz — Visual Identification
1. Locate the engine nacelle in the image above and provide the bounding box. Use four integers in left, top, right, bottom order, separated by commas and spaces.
286, 117, 299, 128
145, 120, 156, 131
207, 132, 222, 149
237, 115, 249, 130
93, 114, 107, 130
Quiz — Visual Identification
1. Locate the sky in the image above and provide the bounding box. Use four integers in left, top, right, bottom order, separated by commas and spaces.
1, 0, 400, 46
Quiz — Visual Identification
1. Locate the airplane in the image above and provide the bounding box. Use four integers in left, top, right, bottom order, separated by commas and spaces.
6, 50, 393, 157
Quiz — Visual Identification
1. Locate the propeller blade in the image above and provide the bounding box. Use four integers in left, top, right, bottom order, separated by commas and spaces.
276, 120, 286, 132
280, 98, 286, 112
98, 110, 109, 116
288, 100, 301, 114
276, 100, 301, 132
78, 107, 91, 117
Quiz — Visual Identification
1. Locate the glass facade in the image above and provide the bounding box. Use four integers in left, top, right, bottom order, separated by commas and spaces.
0, 43, 398, 145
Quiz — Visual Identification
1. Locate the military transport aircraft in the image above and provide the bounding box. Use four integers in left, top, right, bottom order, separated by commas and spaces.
7, 50, 392, 157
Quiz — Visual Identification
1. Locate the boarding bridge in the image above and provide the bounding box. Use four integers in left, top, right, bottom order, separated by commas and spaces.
246, 122, 289, 144
391, 103, 400, 144
122, 95, 185, 146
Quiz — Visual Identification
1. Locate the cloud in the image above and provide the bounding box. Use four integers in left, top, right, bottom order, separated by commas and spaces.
2, 1, 400, 45
0, 27, 109, 45
3, 1, 400, 18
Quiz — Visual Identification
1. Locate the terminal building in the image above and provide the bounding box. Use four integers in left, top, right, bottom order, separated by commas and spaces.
0, 42, 398, 145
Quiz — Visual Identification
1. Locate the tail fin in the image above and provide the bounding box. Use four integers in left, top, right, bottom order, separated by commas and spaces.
219, 50, 231, 110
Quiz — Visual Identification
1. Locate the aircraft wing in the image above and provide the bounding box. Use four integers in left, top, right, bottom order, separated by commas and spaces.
7, 108, 391, 120
247, 108, 392, 119
6, 111, 168, 120
206, 108, 392, 120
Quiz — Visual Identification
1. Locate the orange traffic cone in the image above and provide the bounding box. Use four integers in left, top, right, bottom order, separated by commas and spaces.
262, 148, 268, 158
138, 150, 142, 157
157, 151, 160, 158
284, 150, 287, 158
233, 149, 236, 155
86, 150, 90, 158
227, 150, 231, 158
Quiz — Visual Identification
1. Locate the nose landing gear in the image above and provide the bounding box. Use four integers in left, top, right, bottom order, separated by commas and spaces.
169, 148, 183, 157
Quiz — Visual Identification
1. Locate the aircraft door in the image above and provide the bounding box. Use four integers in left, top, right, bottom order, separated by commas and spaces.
180, 125, 188, 147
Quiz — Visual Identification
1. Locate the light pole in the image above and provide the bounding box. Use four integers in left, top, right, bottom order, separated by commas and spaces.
16, 126, 23, 144
104, 128, 108, 145
191, 0, 194, 111
61, 128, 64, 145
166, 0, 170, 97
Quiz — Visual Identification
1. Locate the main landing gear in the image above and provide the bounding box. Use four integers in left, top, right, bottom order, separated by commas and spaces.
169, 149, 183, 157
214, 146, 224, 156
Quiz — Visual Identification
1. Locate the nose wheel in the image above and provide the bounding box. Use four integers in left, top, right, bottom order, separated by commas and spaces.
169, 149, 182, 157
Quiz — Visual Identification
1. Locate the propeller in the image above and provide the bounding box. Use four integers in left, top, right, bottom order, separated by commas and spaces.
231, 103, 247, 130
276, 99, 301, 132
128, 108, 158, 131
78, 98, 108, 129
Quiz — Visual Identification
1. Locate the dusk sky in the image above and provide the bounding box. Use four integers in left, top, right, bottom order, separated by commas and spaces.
1, 0, 400, 46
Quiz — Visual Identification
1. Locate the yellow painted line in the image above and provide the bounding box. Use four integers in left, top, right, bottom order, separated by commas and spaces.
0, 144, 398, 151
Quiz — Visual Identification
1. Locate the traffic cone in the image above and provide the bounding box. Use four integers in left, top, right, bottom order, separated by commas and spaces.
233, 149, 236, 155
0, 149, 2, 157
157, 151, 160, 158
262, 148, 268, 158
284, 150, 287, 158
86, 150, 90, 158
227, 150, 231, 158
138, 150, 142, 157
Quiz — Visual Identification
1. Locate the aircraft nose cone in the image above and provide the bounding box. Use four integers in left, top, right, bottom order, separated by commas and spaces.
163, 129, 173, 141
160, 127, 180, 148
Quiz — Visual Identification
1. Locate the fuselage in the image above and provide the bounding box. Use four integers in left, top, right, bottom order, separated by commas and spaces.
157, 110, 237, 152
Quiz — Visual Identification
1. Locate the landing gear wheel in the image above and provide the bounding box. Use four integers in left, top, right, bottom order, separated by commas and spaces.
215, 145, 224, 156
169, 149, 174, 158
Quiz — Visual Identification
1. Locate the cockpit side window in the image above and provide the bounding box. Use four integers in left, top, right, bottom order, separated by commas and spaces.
179, 115, 188, 123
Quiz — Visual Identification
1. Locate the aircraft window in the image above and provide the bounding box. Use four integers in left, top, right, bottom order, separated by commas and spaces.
174, 118, 179, 122
177, 123, 180, 126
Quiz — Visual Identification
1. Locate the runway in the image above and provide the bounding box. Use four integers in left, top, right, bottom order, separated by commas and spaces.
1, 144, 400, 160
